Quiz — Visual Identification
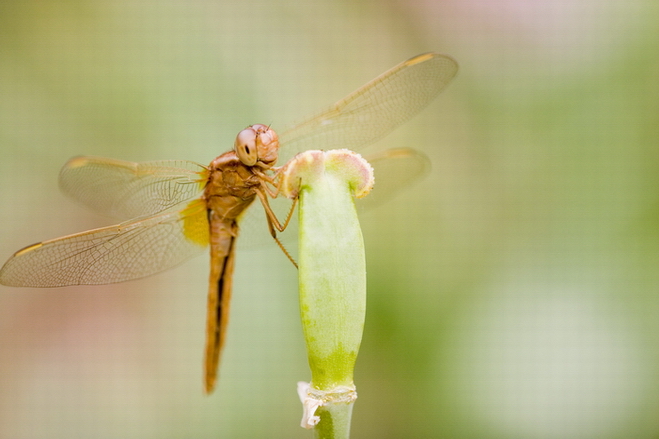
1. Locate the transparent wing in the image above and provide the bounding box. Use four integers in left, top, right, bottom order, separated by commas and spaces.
59, 156, 209, 220
277, 53, 458, 162
241, 53, 456, 250
0, 200, 209, 287
358, 147, 431, 210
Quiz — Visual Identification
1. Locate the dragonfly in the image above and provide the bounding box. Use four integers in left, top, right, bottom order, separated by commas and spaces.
0, 52, 458, 394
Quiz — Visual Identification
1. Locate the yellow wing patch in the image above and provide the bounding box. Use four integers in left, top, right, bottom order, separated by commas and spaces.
181, 199, 210, 247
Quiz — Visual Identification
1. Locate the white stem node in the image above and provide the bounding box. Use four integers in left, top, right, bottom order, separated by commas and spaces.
297, 381, 358, 429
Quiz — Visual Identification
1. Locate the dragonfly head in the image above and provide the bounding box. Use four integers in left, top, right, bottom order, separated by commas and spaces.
234, 124, 279, 168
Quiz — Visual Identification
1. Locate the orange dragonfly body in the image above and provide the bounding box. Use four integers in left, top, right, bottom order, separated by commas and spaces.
0, 53, 458, 393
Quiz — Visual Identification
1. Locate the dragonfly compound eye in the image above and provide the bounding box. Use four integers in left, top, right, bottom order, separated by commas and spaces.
234, 128, 258, 166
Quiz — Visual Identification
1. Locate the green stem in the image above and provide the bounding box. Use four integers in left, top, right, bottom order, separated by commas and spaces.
282, 150, 373, 439
313, 400, 354, 439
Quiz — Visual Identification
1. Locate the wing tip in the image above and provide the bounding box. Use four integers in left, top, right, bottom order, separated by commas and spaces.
406, 52, 459, 75
13, 241, 44, 257
62, 156, 93, 170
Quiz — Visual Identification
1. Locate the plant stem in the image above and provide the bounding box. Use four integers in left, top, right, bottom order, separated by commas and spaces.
282, 150, 373, 439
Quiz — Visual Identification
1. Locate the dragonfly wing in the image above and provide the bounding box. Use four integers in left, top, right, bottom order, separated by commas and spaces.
358, 147, 431, 210
277, 53, 458, 162
59, 156, 209, 220
0, 199, 209, 287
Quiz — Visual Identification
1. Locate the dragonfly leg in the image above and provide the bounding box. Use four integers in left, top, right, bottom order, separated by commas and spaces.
253, 168, 284, 198
255, 187, 297, 234
255, 188, 298, 268
272, 233, 297, 269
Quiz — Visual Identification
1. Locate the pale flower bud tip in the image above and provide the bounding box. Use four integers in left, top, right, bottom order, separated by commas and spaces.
280, 149, 374, 199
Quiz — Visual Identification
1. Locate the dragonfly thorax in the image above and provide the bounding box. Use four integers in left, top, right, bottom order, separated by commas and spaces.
203, 152, 260, 220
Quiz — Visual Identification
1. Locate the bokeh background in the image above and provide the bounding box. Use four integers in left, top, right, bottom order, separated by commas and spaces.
1, 1, 658, 438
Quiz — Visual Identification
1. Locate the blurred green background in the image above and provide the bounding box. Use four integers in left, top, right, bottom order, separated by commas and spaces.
1, 0, 658, 438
